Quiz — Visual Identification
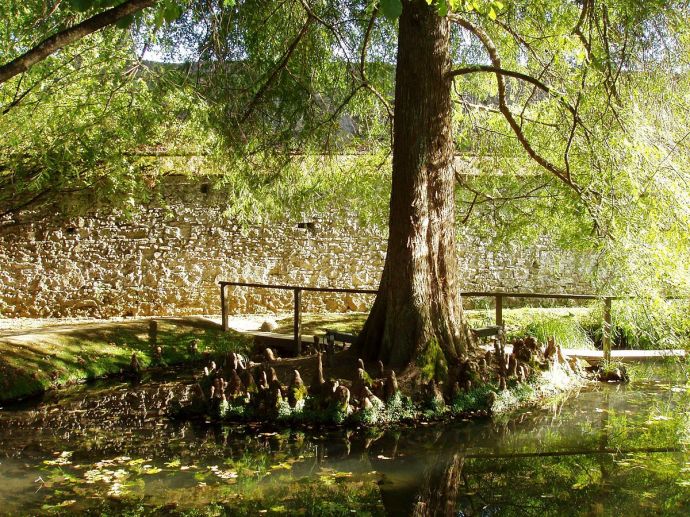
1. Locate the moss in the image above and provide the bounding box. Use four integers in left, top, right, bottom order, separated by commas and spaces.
416, 338, 448, 383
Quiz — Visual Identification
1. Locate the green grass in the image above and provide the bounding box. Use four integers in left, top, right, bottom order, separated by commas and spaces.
606, 299, 690, 350
275, 302, 690, 351
0, 318, 251, 403
274, 307, 598, 350
274, 312, 369, 335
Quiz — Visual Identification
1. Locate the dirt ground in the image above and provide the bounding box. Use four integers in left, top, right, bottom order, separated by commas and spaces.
0, 314, 273, 337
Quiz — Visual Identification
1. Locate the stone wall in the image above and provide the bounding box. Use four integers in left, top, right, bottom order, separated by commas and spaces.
0, 177, 596, 318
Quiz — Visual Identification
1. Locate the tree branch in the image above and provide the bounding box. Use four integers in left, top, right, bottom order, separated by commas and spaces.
448, 64, 565, 102
449, 16, 577, 191
0, 0, 157, 86
240, 15, 315, 123
356, 8, 393, 122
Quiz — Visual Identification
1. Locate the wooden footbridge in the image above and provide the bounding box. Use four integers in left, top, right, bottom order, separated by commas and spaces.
218, 281, 687, 364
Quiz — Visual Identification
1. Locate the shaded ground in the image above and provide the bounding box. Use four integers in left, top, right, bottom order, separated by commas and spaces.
0, 308, 599, 404
4, 306, 683, 404
0, 317, 251, 403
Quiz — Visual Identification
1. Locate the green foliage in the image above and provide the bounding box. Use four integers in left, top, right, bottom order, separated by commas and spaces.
451, 381, 496, 413
510, 309, 595, 350
608, 299, 690, 350
2, 0, 690, 323
380, 392, 417, 421
380, 0, 402, 20
0, 25, 212, 217
450, 0, 690, 300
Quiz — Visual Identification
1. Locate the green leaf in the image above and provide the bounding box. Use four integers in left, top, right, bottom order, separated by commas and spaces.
115, 14, 134, 29
380, 0, 402, 20
488, 7, 497, 20
163, 3, 184, 23
68, 0, 94, 12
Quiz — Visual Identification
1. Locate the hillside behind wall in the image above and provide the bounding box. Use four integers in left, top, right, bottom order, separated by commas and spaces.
0, 176, 598, 318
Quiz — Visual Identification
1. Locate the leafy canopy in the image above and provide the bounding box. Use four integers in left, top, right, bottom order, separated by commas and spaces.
1, 0, 690, 296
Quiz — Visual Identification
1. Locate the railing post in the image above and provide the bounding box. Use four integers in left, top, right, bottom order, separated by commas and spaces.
220, 283, 229, 332
293, 288, 302, 355
495, 294, 503, 328
603, 297, 612, 363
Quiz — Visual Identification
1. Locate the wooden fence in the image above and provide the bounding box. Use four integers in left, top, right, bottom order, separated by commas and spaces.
219, 281, 618, 360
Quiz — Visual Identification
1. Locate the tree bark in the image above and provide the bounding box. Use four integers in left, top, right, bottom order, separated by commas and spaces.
0, 0, 157, 86
356, 0, 473, 376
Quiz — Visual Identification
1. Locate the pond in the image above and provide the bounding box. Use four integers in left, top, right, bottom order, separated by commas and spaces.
1, 366, 688, 516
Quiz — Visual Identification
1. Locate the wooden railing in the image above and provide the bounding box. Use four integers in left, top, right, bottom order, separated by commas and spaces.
219, 281, 619, 360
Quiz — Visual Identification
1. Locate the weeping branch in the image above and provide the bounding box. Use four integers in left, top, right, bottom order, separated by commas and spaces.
449, 16, 578, 190
240, 15, 315, 123
448, 64, 562, 97
573, 0, 593, 59
449, 16, 609, 236
357, 7, 394, 121
0, 0, 157, 85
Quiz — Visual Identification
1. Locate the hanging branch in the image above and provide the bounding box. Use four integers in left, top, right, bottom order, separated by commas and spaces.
240, 15, 315, 123
447, 63, 582, 125
0, 0, 157, 85
572, 0, 593, 59
449, 16, 577, 190
357, 7, 393, 121
448, 16, 609, 236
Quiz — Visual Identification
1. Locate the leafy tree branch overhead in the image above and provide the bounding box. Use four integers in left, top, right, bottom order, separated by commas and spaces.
0, 0, 160, 85
1, 0, 689, 379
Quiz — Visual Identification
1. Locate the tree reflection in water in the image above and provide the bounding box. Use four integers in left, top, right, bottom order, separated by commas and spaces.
0, 367, 688, 515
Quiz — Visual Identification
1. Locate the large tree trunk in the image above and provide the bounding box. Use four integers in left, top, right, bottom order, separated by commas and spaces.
356, 0, 474, 378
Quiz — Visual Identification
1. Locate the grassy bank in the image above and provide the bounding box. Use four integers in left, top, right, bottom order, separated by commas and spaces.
0, 317, 251, 403
3, 300, 688, 404
273, 307, 598, 349
273, 302, 690, 351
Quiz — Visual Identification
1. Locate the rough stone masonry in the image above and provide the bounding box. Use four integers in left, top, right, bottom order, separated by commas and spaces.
0, 176, 596, 318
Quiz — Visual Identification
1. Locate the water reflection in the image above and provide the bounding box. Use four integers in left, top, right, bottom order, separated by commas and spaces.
0, 369, 688, 515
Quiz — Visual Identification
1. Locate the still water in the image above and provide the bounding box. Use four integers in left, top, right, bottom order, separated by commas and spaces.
1, 367, 688, 516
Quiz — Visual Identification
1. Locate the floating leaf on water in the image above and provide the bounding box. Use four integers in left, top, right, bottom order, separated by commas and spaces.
41, 499, 77, 511
44, 451, 74, 466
